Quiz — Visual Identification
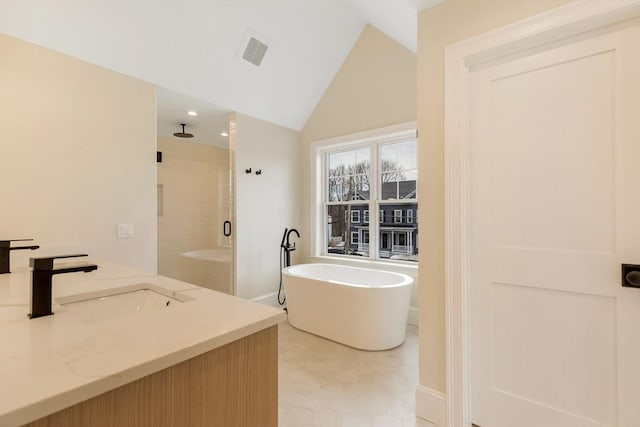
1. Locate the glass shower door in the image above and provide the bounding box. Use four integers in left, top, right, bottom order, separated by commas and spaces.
156, 88, 234, 295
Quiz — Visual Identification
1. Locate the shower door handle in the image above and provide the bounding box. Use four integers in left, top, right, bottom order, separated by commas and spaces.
223, 221, 232, 237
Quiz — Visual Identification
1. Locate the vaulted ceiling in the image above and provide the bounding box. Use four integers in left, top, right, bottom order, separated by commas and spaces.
0, 0, 440, 132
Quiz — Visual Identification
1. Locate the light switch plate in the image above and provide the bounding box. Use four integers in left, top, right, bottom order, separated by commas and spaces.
117, 224, 134, 239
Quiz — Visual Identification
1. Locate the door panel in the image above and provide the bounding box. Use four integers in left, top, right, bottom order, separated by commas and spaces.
489, 50, 615, 253
492, 283, 616, 423
470, 22, 640, 427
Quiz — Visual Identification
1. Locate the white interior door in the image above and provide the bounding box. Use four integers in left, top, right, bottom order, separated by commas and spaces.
469, 21, 640, 427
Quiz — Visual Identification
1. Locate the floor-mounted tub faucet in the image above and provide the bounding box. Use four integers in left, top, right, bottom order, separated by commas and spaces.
29, 254, 98, 319
0, 239, 40, 274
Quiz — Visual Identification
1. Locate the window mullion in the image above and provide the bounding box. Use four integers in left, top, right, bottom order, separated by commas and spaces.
370, 144, 378, 260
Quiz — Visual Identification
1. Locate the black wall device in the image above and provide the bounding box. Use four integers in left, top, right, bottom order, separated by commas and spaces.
157, 151, 163, 163
622, 264, 640, 288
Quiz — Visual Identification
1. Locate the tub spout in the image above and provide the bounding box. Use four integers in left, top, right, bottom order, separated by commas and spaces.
283, 228, 300, 267
285, 228, 300, 249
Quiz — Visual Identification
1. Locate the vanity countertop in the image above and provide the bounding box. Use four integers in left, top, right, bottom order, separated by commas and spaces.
0, 262, 286, 426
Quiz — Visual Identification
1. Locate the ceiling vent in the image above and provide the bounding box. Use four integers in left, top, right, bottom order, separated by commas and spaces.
242, 37, 268, 67
238, 30, 270, 67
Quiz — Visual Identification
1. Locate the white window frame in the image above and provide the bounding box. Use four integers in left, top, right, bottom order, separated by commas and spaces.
351, 231, 359, 244
310, 122, 417, 265
407, 209, 413, 223
379, 209, 384, 223
351, 210, 360, 223
363, 210, 369, 223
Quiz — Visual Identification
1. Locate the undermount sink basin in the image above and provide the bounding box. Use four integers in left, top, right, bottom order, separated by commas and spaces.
58, 284, 192, 323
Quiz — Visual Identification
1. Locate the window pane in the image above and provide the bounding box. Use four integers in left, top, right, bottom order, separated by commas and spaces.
356, 148, 369, 169
341, 177, 350, 201
342, 150, 356, 170
380, 143, 397, 166
326, 204, 369, 258
327, 148, 370, 202
379, 203, 418, 262
328, 178, 341, 201
381, 174, 399, 200
397, 140, 417, 170
328, 152, 342, 172
399, 170, 417, 199
352, 176, 370, 200
379, 140, 417, 201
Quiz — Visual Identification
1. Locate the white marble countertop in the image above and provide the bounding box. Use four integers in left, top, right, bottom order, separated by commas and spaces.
0, 261, 286, 427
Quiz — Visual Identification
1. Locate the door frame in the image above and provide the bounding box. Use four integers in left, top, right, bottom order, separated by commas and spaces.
443, 1, 640, 426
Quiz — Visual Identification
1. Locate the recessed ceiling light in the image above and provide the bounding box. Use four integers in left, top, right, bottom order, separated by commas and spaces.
187, 110, 198, 116
220, 132, 229, 137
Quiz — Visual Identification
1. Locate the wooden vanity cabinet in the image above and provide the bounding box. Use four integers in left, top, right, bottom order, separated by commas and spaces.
25, 326, 278, 427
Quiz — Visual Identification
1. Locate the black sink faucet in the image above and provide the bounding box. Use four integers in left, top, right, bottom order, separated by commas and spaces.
29, 254, 98, 319
0, 239, 40, 274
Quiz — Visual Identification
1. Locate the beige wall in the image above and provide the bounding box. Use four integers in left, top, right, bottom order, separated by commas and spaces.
417, 0, 573, 393
302, 24, 417, 143
300, 24, 417, 265
0, 33, 157, 273
232, 113, 302, 300
157, 137, 231, 293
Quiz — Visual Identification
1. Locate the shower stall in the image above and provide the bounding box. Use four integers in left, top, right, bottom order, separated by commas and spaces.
156, 88, 234, 295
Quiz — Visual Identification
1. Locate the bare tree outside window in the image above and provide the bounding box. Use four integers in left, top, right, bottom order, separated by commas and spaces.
328, 160, 405, 200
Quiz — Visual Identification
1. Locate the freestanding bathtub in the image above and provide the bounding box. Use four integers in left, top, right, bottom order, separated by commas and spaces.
282, 263, 414, 351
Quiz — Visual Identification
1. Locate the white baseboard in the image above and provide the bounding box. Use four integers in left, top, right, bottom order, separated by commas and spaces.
249, 291, 285, 309
415, 384, 446, 427
408, 306, 418, 326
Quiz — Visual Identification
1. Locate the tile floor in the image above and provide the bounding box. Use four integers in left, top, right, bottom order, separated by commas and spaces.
278, 321, 427, 427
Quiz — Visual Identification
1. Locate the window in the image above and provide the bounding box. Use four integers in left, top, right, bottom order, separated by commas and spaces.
321, 131, 418, 263
394, 209, 402, 223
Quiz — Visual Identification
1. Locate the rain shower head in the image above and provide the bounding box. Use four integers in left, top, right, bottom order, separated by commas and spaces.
173, 123, 194, 138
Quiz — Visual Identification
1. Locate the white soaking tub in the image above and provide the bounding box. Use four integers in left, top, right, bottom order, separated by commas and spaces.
282, 263, 413, 351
